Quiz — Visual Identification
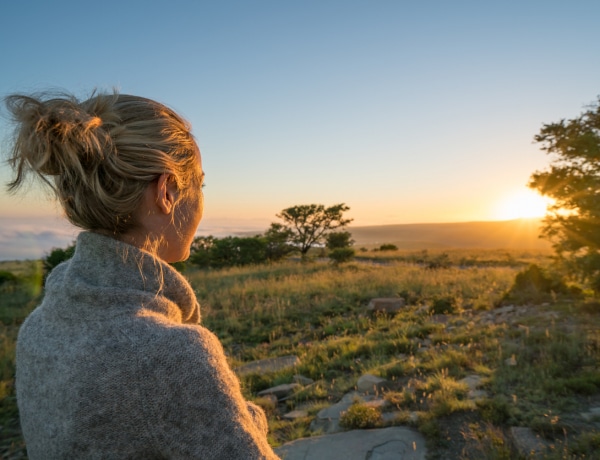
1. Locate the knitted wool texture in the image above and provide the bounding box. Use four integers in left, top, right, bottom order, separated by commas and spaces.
16, 231, 279, 459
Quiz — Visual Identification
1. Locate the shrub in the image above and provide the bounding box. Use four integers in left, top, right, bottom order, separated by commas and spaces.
426, 253, 451, 270
325, 231, 354, 250
477, 396, 512, 424
339, 402, 381, 429
329, 247, 355, 265
43, 243, 76, 278
188, 235, 269, 268
379, 244, 398, 251
431, 296, 458, 314
503, 264, 568, 304
0, 271, 18, 285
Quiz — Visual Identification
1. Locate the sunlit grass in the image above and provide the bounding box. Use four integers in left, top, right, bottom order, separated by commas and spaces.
1, 248, 599, 458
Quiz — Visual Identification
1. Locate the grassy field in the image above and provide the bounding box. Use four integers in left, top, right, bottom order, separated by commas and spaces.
1, 248, 599, 459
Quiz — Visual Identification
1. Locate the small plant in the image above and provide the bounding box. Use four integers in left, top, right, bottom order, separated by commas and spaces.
329, 247, 355, 265
253, 396, 278, 417
570, 431, 600, 457
503, 264, 568, 304
460, 422, 513, 460
476, 396, 512, 425
431, 296, 458, 314
339, 402, 382, 429
379, 244, 398, 251
0, 271, 18, 285
426, 253, 451, 270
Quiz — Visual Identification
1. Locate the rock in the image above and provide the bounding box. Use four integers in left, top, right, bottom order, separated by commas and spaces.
257, 393, 278, 406
495, 305, 515, 315
430, 314, 449, 325
458, 374, 487, 400
510, 427, 550, 457
283, 409, 309, 420
467, 389, 488, 400
416, 305, 431, 315
368, 298, 406, 314
234, 355, 300, 376
274, 426, 427, 460
311, 392, 381, 434
293, 374, 314, 385
258, 383, 300, 400
357, 374, 391, 394
459, 375, 484, 391
581, 406, 600, 422
364, 399, 390, 410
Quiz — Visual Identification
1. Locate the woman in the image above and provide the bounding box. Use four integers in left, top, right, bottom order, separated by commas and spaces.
5, 91, 279, 459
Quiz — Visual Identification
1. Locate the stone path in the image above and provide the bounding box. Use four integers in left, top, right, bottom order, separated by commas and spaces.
274, 426, 426, 460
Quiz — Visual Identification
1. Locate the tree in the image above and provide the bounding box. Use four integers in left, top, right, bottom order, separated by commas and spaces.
275, 203, 353, 256
325, 231, 354, 250
529, 97, 600, 291
188, 236, 215, 268
43, 243, 76, 278
263, 223, 295, 261
326, 231, 355, 264
188, 235, 268, 269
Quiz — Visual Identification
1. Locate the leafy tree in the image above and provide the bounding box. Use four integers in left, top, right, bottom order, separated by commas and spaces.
275, 203, 353, 256
326, 231, 355, 264
325, 231, 354, 250
188, 235, 268, 268
263, 223, 296, 261
43, 242, 76, 278
529, 98, 600, 291
188, 236, 216, 268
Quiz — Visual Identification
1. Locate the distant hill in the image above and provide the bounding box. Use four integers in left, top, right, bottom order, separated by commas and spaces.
348, 218, 551, 250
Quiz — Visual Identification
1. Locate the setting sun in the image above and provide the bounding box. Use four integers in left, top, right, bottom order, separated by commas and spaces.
493, 189, 553, 220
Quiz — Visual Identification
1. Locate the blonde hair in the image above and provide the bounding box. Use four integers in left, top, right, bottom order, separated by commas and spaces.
4, 91, 201, 235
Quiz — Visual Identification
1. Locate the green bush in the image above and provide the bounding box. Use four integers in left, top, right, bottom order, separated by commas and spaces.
188, 235, 269, 269
379, 244, 397, 251
431, 296, 458, 314
0, 271, 18, 285
339, 402, 381, 429
477, 396, 513, 425
43, 243, 76, 278
503, 264, 569, 304
329, 248, 355, 265
426, 253, 451, 270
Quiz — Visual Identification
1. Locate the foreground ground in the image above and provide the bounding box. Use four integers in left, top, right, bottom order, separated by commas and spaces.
1, 248, 599, 459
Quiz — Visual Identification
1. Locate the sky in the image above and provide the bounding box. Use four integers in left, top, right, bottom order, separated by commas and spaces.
1, 0, 600, 259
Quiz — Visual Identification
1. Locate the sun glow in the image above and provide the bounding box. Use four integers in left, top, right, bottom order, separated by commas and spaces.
493, 189, 554, 220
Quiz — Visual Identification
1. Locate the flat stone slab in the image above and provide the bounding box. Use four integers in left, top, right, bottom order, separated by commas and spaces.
275, 426, 426, 460
357, 374, 391, 394
234, 355, 300, 376
258, 383, 300, 400
510, 427, 550, 457
368, 298, 406, 314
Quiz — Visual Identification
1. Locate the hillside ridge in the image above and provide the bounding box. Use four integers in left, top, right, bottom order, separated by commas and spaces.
348, 218, 550, 249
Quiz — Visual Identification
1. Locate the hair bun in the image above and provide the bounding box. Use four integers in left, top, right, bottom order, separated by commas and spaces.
6, 94, 112, 180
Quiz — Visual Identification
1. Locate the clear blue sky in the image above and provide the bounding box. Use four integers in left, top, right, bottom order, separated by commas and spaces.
1, 0, 600, 258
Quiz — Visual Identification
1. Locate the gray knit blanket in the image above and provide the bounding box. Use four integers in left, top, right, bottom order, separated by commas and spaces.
16, 231, 279, 459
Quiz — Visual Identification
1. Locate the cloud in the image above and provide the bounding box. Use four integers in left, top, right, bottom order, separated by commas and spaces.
0, 217, 79, 261
0, 216, 269, 261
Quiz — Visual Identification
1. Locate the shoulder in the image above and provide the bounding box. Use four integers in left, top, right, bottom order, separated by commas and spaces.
135, 320, 230, 374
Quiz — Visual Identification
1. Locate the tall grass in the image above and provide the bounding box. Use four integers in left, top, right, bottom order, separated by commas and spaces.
0, 260, 43, 458
2, 249, 598, 458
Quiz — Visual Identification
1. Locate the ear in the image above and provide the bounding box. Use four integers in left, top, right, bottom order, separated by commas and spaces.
155, 173, 177, 215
